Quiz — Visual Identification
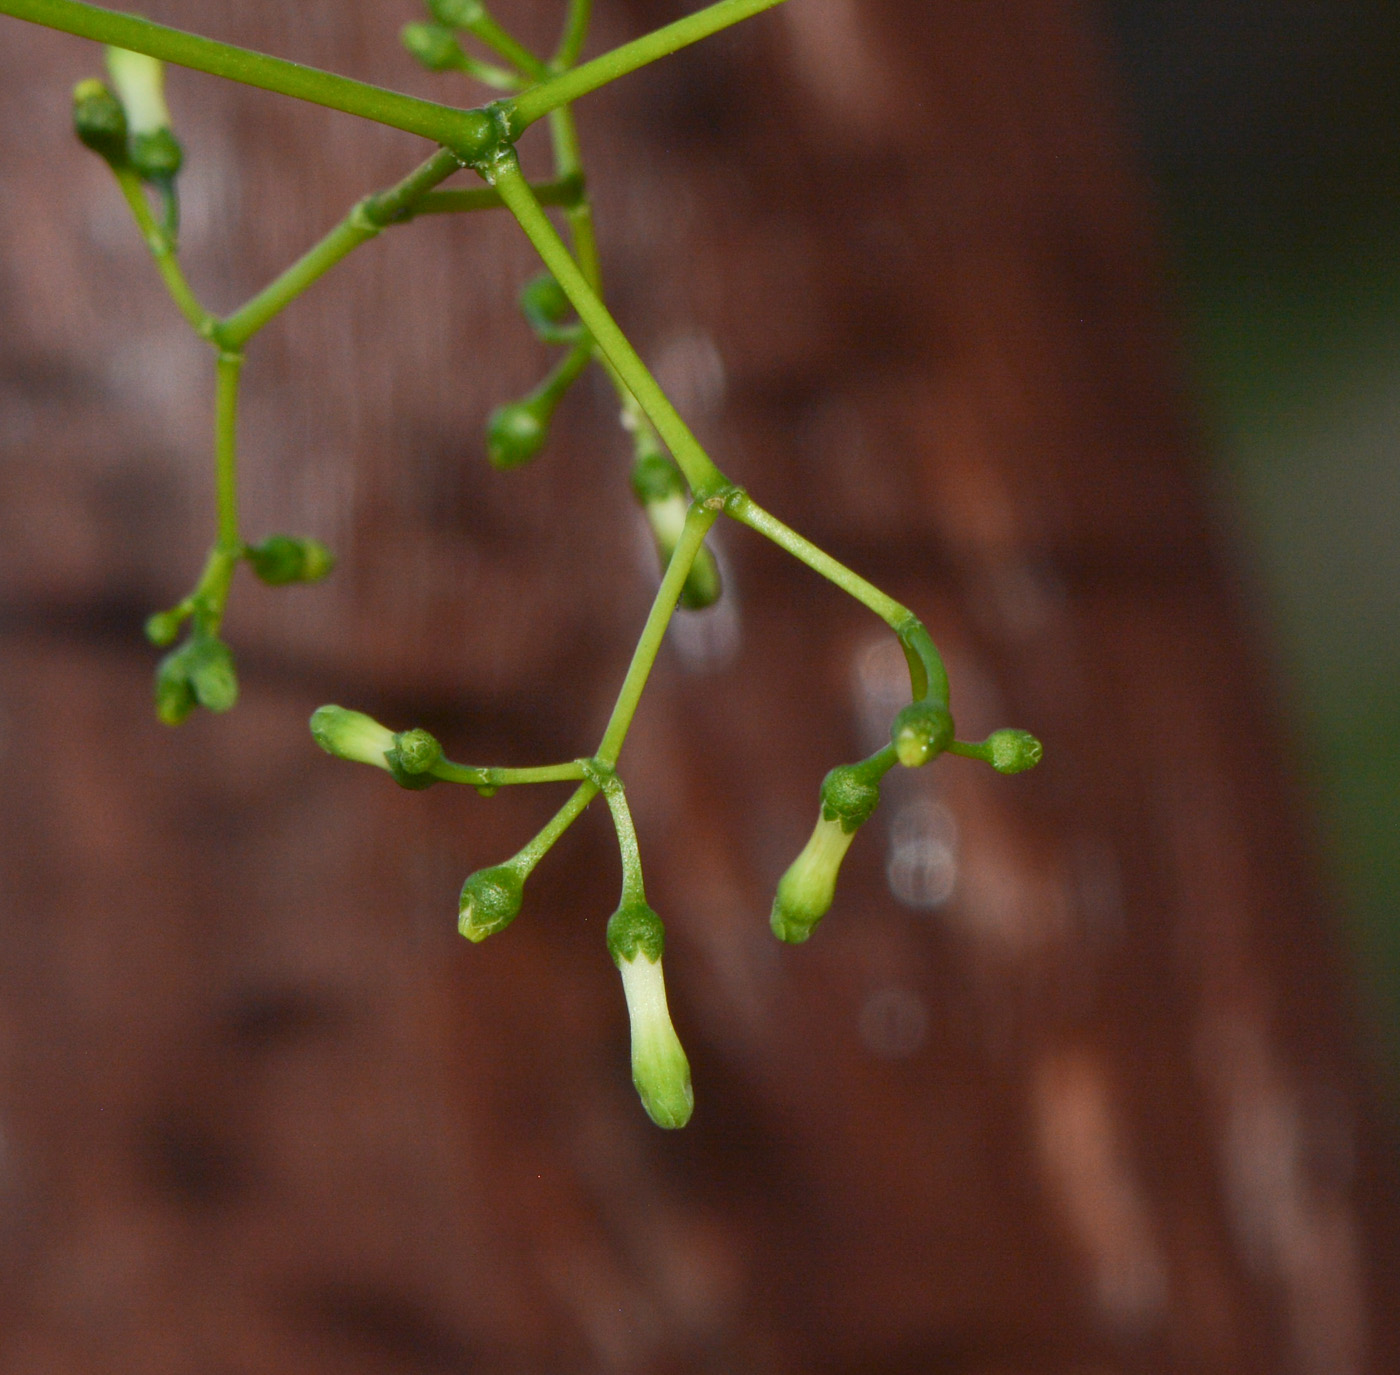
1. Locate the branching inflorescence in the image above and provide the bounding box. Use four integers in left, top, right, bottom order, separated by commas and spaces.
8, 0, 1042, 1127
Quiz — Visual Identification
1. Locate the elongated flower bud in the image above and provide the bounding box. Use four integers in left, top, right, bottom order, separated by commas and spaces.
309, 705, 395, 770
105, 48, 183, 181
608, 902, 692, 1128
72, 79, 128, 167
770, 812, 858, 943
892, 699, 954, 767
458, 864, 525, 942
246, 534, 335, 586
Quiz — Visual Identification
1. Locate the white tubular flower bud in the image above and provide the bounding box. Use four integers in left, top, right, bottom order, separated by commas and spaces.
309, 705, 395, 771
618, 951, 693, 1129
770, 813, 859, 943
104, 48, 171, 135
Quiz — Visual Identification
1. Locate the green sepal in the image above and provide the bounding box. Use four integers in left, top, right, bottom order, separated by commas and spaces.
987, 728, 1043, 774
386, 727, 442, 789
892, 700, 954, 768
485, 398, 548, 470
72, 79, 128, 167
246, 534, 336, 586
819, 763, 882, 833
130, 127, 182, 182
519, 273, 582, 345
458, 863, 525, 942
427, 0, 486, 29
606, 900, 665, 967
401, 21, 462, 71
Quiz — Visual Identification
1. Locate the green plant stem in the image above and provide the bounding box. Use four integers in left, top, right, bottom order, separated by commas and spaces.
725, 493, 909, 626
408, 174, 583, 216
114, 168, 215, 336
0, 0, 493, 151
548, 106, 602, 292
601, 780, 647, 903
217, 148, 461, 348
553, 0, 592, 68
514, 781, 599, 872
431, 759, 587, 787
507, 0, 791, 132
596, 502, 719, 765
491, 153, 725, 495
214, 351, 243, 554
469, 11, 547, 80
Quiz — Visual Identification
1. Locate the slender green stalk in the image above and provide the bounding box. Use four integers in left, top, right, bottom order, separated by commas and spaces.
552, 0, 592, 68
515, 781, 599, 871
469, 11, 547, 80
407, 175, 583, 217
0, 0, 496, 152
218, 148, 461, 347
602, 781, 647, 903
213, 351, 243, 553
507, 0, 790, 132
596, 502, 719, 764
114, 168, 215, 336
431, 759, 587, 787
491, 153, 725, 495
726, 493, 910, 628
548, 106, 602, 291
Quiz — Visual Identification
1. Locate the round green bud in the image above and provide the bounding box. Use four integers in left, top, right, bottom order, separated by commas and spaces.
154, 656, 195, 726
486, 399, 548, 470
144, 606, 185, 647
130, 127, 182, 181
678, 548, 722, 611
309, 704, 395, 770
892, 700, 954, 768
631, 451, 685, 505
769, 813, 858, 943
987, 728, 1043, 774
606, 900, 665, 968
616, 948, 693, 1128
519, 273, 580, 344
246, 534, 336, 586
819, 763, 882, 832
184, 635, 237, 713
458, 864, 525, 942
401, 22, 462, 71
428, 0, 486, 29
385, 728, 442, 790
72, 79, 128, 166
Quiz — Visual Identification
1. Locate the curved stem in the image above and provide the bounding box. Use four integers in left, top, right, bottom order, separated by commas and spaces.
596, 501, 719, 765
601, 780, 647, 904
513, 781, 599, 873
114, 168, 215, 336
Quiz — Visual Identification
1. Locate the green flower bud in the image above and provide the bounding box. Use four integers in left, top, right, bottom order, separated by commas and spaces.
105, 49, 170, 136
154, 656, 196, 726
309, 704, 394, 770
130, 127, 182, 181
458, 863, 525, 942
819, 763, 882, 832
485, 398, 548, 470
152, 633, 237, 724
892, 700, 954, 768
987, 727, 1043, 774
144, 605, 187, 647
609, 906, 692, 1128
629, 449, 685, 505
401, 21, 462, 71
770, 812, 859, 943
72, 78, 128, 166
384, 727, 442, 789
638, 486, 723, 611
246, 534, 336, 586
519, 273, 581, 344
428, 0, 486, 29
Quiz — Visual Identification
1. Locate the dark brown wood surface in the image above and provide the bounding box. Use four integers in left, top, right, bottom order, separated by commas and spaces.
1, 1, 1396, 1371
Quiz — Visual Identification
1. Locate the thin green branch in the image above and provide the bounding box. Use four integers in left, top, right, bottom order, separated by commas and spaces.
0, 0, 494, 152
113, 167, 215, 336
514, 781, 599, 872
596, 501, 719, 765
552, 0, 592, 68
508, 0, 791, 132
213, 351, 243, 555
408, 175, 583, 217
601, 780, 647, 904
490, 152, 725, 495
469, 11, 547, 81
431, 759, 588, 787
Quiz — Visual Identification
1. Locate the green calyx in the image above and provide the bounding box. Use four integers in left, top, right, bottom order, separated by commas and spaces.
770, 812, 858, 943
401, 21, 462, 71
458, 863, 526, 942
130, 126, 182, 181
245, 533, 336, 586
820, 761, 884, 832
606, 899, 665, 967
154, 631, 237, 725
892, 699, 954, 768
104, 48, 183, 182
386, 727, 442, 790
72, 78, 128, 166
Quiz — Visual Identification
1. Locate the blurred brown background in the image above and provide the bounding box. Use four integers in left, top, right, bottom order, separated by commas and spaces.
1, 0, 1396, 1370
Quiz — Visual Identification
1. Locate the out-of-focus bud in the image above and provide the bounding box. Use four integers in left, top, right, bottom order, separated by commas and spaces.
458, 863, 525, 942
519, 273, 581, 344
630, 450, 722, 610
486, 397, 549, 470
891, 699, 954, 768
428, 0, 486, 29
72, 78, 128, 167
105, 48, 183, 182
987, 727, 1043, 774
819, 762, 882, 831
246, 534, 336, 586
309, 705, 395, 770
155, 656, 196, 726
153, 633, 238, 724
769, 812, 858, 943
607, 901, 693, 1128
401, 21, 462, 71
144, 605, 187, 647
